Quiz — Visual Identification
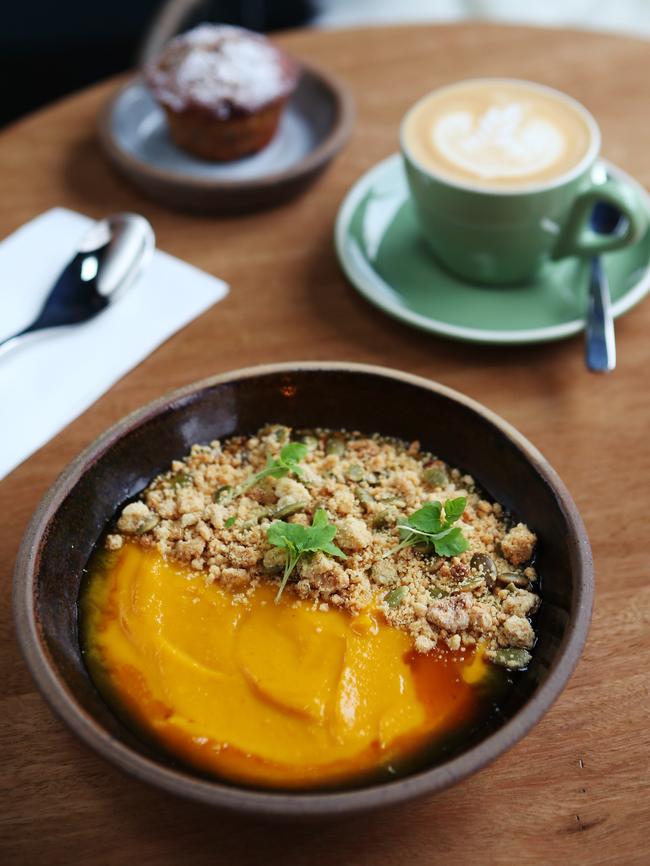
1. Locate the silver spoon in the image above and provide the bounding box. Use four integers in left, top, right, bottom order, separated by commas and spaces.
585, 202, 621, 373
0, 213, 155, 357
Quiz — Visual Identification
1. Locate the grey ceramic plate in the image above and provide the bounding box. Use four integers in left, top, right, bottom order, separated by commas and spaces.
336, 154, 650, 344
99, 64, 354, 213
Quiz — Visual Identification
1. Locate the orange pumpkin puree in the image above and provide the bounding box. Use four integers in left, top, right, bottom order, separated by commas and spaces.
82, 542, 490, 788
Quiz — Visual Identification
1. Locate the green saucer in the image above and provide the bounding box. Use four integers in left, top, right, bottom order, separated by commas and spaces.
335, 154, 650, 344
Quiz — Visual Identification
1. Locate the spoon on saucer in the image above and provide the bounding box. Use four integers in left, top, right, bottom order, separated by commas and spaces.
0, 213, 155, 357
585, 202, 622, 373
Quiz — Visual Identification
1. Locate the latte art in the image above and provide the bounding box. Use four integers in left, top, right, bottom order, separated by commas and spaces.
403, 80, 594, 190
433, 102, 565, 180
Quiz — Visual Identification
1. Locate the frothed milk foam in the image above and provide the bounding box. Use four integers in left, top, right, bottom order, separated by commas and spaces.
403, 80, 594, 190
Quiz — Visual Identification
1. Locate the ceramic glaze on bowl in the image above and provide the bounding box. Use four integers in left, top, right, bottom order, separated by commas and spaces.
13, 363, 593, 818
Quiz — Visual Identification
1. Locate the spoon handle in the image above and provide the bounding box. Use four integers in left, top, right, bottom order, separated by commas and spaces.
0, 335, 21, 356
585, 256, 616, 373
0, 326, 53, 358
0, 326, 33, 355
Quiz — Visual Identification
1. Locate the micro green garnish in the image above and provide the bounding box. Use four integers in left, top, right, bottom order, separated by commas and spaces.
224, 516, 236, 528
234, 442, 308, 499
266, 508, 345, 603
384, 497, 469, 558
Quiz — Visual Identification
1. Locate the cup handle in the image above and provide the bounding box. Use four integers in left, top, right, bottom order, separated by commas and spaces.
552, 177, 647, 260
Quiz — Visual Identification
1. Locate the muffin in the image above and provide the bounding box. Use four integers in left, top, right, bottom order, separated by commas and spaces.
145, 24, 300, 161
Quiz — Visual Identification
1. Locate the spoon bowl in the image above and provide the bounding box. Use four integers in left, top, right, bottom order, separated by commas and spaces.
0, 213, 154, 356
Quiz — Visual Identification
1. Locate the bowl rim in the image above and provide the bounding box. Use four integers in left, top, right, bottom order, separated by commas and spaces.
97, 61, 355, 193
13, 361, 593, 817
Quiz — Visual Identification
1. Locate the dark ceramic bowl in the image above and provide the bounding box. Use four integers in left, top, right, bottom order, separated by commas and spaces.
13, 363, 592, 818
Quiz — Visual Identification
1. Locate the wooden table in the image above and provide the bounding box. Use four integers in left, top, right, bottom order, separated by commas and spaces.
1, 23, 648, 866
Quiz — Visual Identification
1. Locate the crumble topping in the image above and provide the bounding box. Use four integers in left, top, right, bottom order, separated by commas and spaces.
109, 425, 540, 666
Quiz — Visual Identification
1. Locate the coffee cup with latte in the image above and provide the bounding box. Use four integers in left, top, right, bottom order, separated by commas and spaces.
401, 79, 646, 284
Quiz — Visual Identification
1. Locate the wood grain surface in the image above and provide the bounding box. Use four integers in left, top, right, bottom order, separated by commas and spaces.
1, 23, 649, 866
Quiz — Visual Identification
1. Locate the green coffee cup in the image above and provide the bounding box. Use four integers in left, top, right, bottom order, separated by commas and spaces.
400, 79, 647, 285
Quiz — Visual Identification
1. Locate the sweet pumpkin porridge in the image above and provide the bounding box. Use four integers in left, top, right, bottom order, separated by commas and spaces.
81, 424, 540, 789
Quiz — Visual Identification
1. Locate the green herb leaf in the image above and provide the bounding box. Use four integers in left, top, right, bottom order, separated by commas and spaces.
233, 442, 308, 499
224, 516, 236, 528
406, 501, 443, 534
442, 496, 466, 524
275, 442, 308, 473
267, 508, 346, 603
432, 526, 468, 557
384, 497, 469, 559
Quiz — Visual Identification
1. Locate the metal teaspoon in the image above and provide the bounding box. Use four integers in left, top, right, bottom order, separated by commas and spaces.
0, 213, 155, 357
585, 202, 622, 373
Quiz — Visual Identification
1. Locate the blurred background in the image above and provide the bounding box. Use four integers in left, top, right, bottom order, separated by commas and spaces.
3, 0, 650, 127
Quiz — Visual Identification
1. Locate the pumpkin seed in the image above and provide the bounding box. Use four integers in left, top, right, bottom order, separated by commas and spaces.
381, 495, 407, 508
496, 571, 530, 588
326, 436, 346, 456
371, 559, 397, 586
262, 548, 286, 574
355, 486, 376, 510
268, 500, 307, 519
429, 586, 450, 599
213, 485, 232, 503
169, 471, 191, 488
492, 647, 532, 670
423, 466, 448, 488
372, 509, 397, 529
384, 586, 407, 608
134, 514, 160, 535
346, 463, 364, 481
458, 575, 484, 591
470, 553, 497, 588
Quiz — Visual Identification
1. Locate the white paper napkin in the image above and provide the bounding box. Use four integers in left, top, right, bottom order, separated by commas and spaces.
0, 208, 228, 480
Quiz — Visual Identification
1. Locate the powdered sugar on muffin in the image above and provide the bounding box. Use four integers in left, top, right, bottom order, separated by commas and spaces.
146, 24, 300, 118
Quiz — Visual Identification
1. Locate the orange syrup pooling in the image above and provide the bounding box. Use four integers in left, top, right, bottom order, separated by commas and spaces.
81, 542, 498, 790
